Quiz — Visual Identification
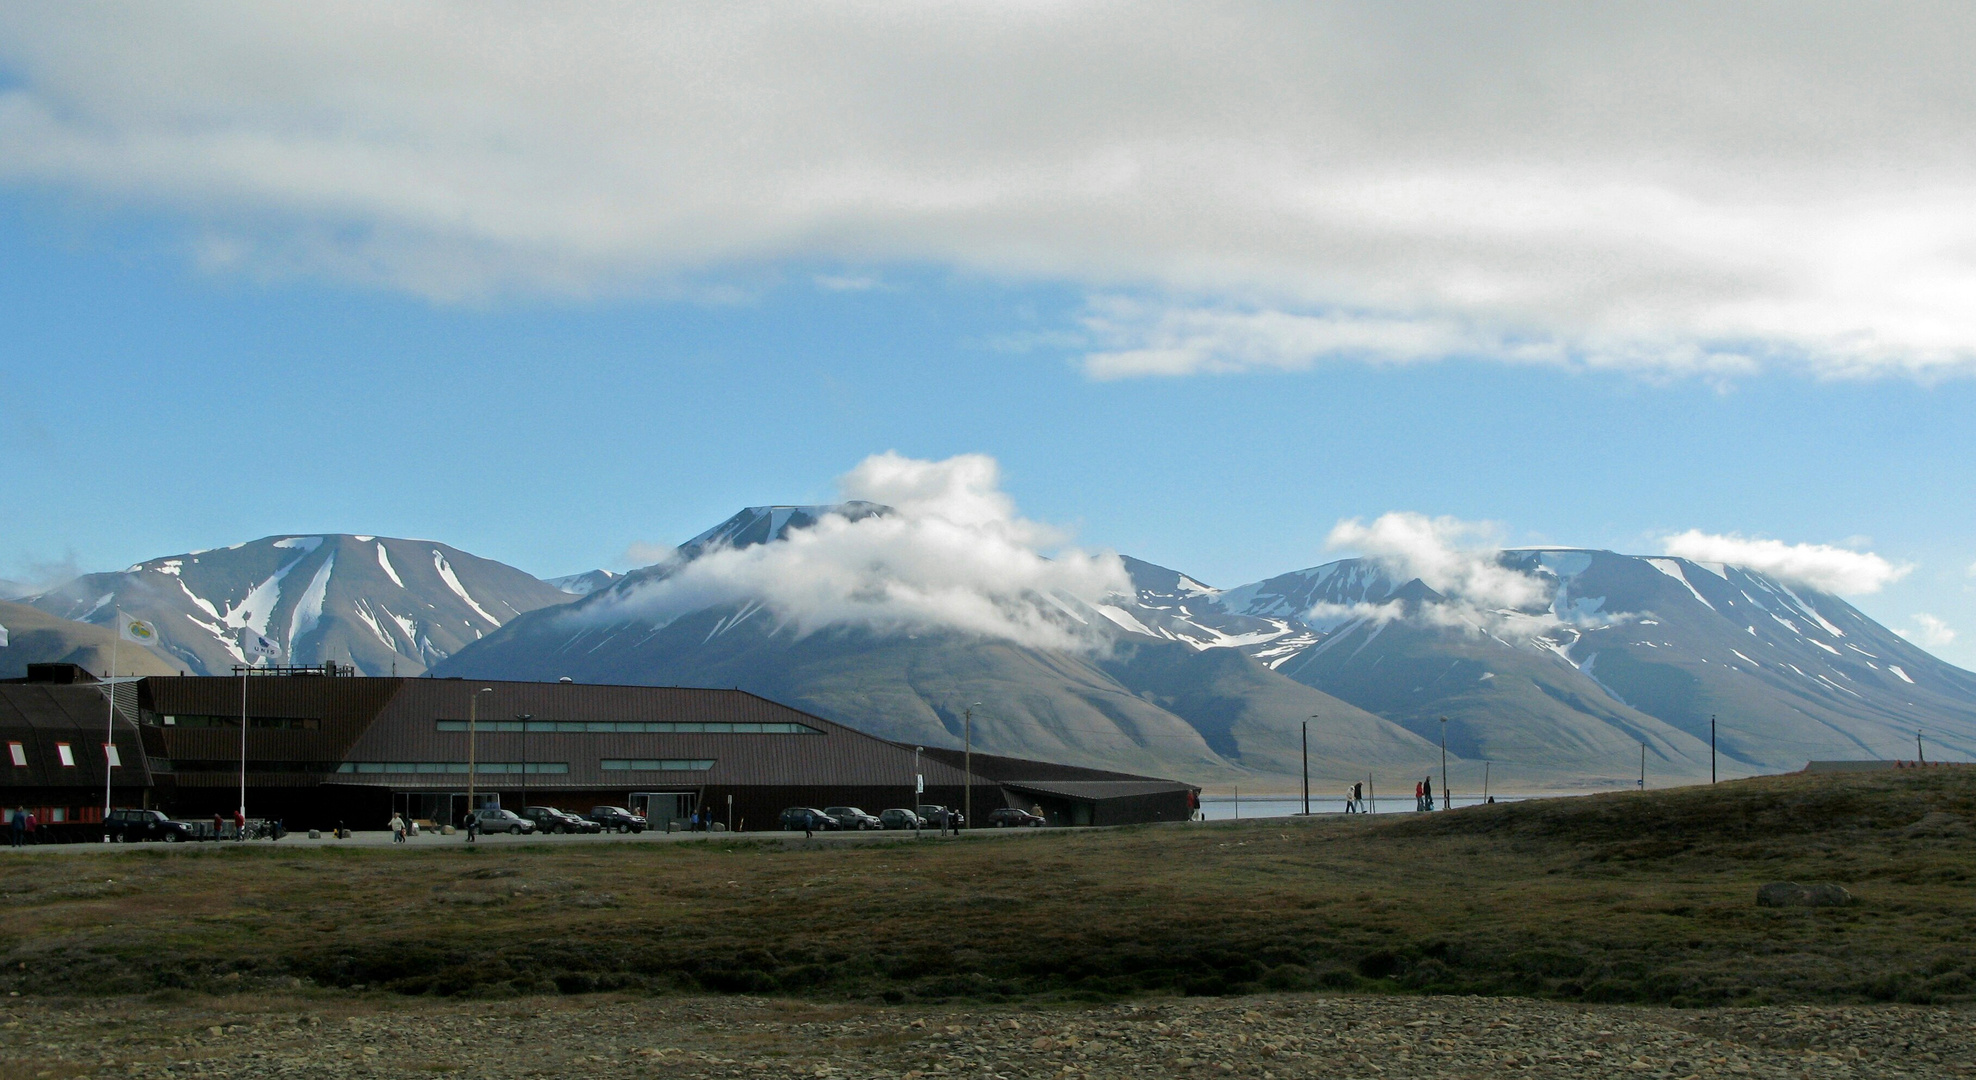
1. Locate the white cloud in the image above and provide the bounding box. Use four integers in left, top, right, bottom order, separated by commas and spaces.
620, 542, 676, 567
1322, 512, 1572, 640
1660, 530, 1911, 594
583, 452, 1130, 651
1897, 613, 1956, 648
5, 6, 1976, 376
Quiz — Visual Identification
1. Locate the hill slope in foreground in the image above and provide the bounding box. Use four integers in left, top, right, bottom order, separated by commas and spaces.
3, 769, 1972, 1007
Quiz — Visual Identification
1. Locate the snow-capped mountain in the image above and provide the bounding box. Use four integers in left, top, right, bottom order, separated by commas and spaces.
547, 569, 621, 596
439, 506, 1435, 783
1122, 549, 1976, 775
26, 535, 576, 677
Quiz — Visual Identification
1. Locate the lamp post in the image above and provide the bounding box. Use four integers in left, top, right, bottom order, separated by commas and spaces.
467, 687, 493, 822
963, 702, 981, 833
1710, 715, 1717, 784
1302, 716, 1313, 816
1439, 716, 1450, 811
517, 713, 533, 810
913, 745, 924, 834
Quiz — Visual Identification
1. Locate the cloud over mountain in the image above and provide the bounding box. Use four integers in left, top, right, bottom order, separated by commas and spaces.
1659, 530, 1911, 595
1321, 512, 1578, 640
582, 453, 1130, 651
5, 5, 1976, 377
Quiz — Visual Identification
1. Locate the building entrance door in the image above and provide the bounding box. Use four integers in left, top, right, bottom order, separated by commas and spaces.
631, 792, 698, 830
394, 791, 472, 829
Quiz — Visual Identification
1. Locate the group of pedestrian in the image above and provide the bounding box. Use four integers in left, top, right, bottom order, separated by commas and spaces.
1414, 776, 1436, 811
7, 807, 37, 846
210, 809, 248, 840
1342, 782, 1367, 813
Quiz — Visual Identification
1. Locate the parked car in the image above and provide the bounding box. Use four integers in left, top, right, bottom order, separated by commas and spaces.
823, 806, 882, 831
877, 808, 925, 830
104, 807, 199, 843
586, 805, 648, 833
918, 804, 965, 829
468, 808, 535, 835
987, 807, 1047, 828
521, 806, 598, 834
779, 807, 837, 832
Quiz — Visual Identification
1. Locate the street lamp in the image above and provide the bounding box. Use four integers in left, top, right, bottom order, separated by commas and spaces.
517, 713, 533, 810
1439, 716, 1450, 811
963, 702, 981, 833
913, 745, 923, 834
467, 687, 493, 822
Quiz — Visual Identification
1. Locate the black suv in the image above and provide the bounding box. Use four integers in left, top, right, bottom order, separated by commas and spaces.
822, 806, 881, 831
987, 807, 1046, 827
104, 808, 198, 843
918, 804, 966, 830
587, 806, 648, 833
521, 806, 600, 834
779, 807, 837, 832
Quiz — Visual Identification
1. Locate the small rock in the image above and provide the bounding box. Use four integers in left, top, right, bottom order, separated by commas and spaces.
1756, 882, 1856, 907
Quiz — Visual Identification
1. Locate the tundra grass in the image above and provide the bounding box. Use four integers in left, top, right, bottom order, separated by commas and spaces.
2, 769, 1972, 1006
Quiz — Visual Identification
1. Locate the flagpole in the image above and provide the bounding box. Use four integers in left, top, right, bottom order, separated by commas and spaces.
104, 611, 119, 841
240, 657, 249, 825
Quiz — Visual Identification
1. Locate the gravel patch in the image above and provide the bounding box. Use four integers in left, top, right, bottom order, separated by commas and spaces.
2, 993, 1971, 1079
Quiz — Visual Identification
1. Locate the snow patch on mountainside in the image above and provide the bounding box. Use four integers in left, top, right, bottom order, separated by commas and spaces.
287, 553, 335, 649
376, 543, 404, 588
433, 551, 500, 626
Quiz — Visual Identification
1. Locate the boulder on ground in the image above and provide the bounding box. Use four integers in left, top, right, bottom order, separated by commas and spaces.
1757, 881, 1856, 907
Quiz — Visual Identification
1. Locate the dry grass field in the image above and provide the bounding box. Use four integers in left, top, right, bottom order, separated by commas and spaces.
2, 769, 1971, 1007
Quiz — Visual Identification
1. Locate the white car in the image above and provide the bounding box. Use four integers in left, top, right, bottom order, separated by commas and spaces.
468, 808, 535, 835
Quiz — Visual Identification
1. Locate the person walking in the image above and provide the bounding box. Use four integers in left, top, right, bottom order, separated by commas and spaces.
465, 810, 479, 843
1422, 775, 1434, 812
213, 811, 224, 840
22, 811, 35, 846
234, 808, 247, 841
1353, 782, 1365, 813
9, 808, 23, 847
390, 812, 406, 844
1413, 780, 1424, 811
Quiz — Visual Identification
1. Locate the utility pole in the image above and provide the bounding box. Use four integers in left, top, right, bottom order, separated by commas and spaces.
467, 687, 493, 823
1918, 731, 1926, 765
1302, 717, 1312, 815
1639, 742, 1646, 791
913, 745, 924, 834
517, 714, 533, 809
963, 702, 980, 833
1439, 716, 1450, 810
1483, 761, 1490, 803
1710, 715, 1717, 784
1366, 774, 1376, 815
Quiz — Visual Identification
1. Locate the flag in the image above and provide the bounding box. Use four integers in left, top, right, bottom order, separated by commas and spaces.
242, 630, 282, 659
119, 615, 161, 646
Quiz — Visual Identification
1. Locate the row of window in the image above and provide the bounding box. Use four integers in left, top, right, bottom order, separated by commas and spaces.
9, 741, 118, 768
335, 761, 572, 775
600, 759, 715, 772
434, 719, 817, 735
158, 715, 323, 730
333, 759, 716, 774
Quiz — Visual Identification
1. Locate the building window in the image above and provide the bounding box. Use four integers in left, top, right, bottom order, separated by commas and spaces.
159, 715, 322, 730
435, 719, 819, 735
6, 742, 24, 767
334, 761, 569, 775
600, 759, 715, 772
56, 742, 75, 767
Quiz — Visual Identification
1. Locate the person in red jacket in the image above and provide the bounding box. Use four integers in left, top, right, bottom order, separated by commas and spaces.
234, 808, 246, 841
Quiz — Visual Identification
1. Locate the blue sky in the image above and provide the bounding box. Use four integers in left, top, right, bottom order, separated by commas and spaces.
1, 5, 1973, 667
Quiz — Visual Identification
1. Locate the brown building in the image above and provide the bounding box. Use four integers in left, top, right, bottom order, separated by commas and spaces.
3, 664, 1197, 834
